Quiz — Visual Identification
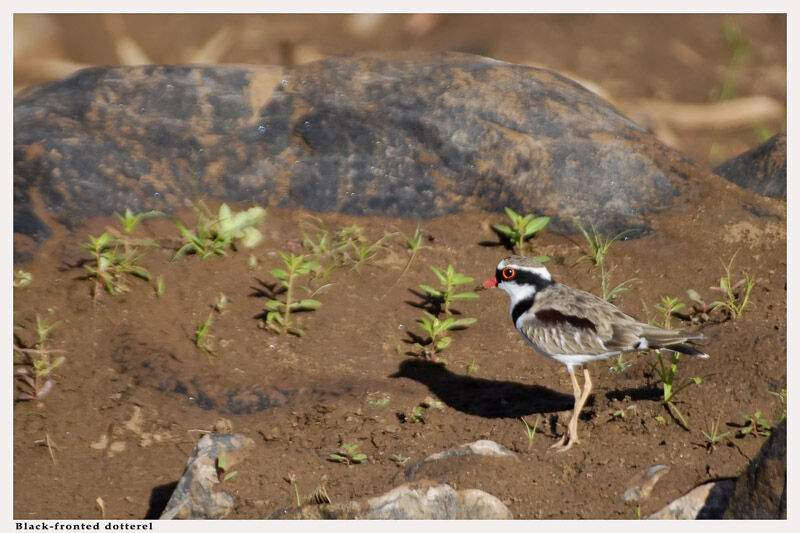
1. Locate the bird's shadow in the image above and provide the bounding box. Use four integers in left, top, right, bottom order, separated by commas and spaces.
390, 359, 575, 418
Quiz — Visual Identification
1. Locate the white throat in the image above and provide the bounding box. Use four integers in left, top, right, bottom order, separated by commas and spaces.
499, 281, 537, 316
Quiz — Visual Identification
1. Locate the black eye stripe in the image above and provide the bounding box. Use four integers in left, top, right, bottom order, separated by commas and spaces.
496, 267, 553, 292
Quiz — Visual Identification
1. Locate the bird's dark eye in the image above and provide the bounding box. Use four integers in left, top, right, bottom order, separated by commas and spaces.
502, 267, 516, 280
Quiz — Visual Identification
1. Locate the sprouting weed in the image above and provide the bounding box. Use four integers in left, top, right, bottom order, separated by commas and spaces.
654, 295, 686, 330
709, 250, 755, 320
173, 201, 266, 260
769, 388, 786, 423
492, 207, 550, 259
413, 311, 476, 362
574, 220, 638, 302
686, 289, 713, 324
700, 412, 730, 454
328, 443, 367, 465
648, 350, 708, 430
738, 410, 772, 438
521, 415, 541, 451
264, 252, 324, 337
391, 453, 411, 466
196, 312, 215, 364
399, 224, 430, 278
14, 270, 34, 289
82, 232, 152, 299
418, 264, 479, 315
14, 316, 66, 401
216, 450, 238, 481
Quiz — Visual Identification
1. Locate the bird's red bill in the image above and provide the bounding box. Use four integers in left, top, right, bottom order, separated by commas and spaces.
482, 276, 498, 289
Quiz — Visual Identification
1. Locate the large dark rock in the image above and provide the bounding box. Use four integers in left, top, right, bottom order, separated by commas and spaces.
14, 52, 740, 245
714, 133, 786, 198
723, 418, 786, 519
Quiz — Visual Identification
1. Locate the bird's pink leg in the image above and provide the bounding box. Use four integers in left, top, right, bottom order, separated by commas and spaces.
551, 366, 584, 451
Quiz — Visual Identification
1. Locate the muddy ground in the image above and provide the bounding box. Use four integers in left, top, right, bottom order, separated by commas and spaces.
12, 13, 786, 521
12, 195, 786, 519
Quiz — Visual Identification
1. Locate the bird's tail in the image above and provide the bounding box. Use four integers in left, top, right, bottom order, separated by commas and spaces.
642, 327, 709, 358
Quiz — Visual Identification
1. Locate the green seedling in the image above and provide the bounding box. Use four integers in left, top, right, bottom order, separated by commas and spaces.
14, 316, 66, 401
196, 312, 215, 364
419, 264, 479, 315
343, 225, 395, 268
14, 270, 33, 288
173, 202, 266, 260
216, 451, 238, 481
83, 232, 152, 299
399, 224, 430, 277
611, 405, 637, 420
264, 252, 323, 337
366, 392, 391, 407
299, 216, 393, 275
248, 254, 259, 270
739, 410, 772, 438
700, 413, 730, 454
769, 388, 786, 423
213, 293, 229, 313
391, 453, 411, 466
114, 207, 164, 237
610, 353, 633, 373
710, 251, 755, 320
328, 443, 367, 465
648, 350, 707, 430
686, 289, 713, 324
413, 311, 477, 361
492, 206, 550, 259
654, 295, 686, 330
466, 356, 478, 375
35, 432, 61, 465
286, 474, 302, 508
574, 220, 638, 302
521, 415, 541, 451
155, 275, 165, 298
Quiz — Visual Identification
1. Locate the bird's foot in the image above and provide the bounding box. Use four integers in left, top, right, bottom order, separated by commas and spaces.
549, 432, 578, 452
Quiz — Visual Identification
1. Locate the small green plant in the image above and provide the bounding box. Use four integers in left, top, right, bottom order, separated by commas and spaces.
264, 253, 323, 337
654, 295, 686, 330
299, 216, 393, 274
413, 311, 476, 361
366, 392, 391, 407
328, 443, 367, 465
14, 316, 66, 400
769, 388, 786, 423
686, 289, 713, 324
492, 207, 550, 259
399, 224, 430, 277
648, 350, 707, 429
611, 405, 637, 420
155, 275, 165, 298
173, 202, 266, 260
216, 451, 238, 481
419, 264, 479, 315
213, 293, 229, 313
391, 453, 411, 466
710, 251, 755, 320
701, 412, 730, 454
521, 415, 541, 452
574, 220, 638, 302
286, 474, 302, 508
114, 207, 163, 238
13, 270, 33, 288
195, 312, 216, 364
610, 353, 633, 373
739, 410, 772, 438
466, 356, 478, 375
83, 232, 152, 299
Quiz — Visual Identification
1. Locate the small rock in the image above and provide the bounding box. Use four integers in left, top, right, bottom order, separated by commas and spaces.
272, 481, 512, 519
160, 433, 255, 519
394, 439, 516, 484
648, 480, 735, 519
621, 464, 670, 503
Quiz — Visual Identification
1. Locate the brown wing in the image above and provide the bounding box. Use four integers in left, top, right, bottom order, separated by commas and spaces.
523, 283, 644, 355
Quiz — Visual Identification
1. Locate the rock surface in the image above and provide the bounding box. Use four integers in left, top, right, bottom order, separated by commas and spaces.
14, 52, 764, 247
723, 418, 786, 519
394, 439, 516, 484
648, 480, 735, 519
160, 433, 254, 519
714, 133, 786, 198
270, 480, 513, 519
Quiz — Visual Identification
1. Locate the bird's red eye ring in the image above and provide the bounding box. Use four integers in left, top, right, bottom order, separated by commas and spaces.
502, 267, 516, 280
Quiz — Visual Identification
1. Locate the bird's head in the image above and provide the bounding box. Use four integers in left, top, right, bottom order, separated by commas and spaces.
481, 256, 554, 305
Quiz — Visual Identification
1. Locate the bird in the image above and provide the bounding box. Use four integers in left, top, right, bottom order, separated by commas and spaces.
481, 255, 708, 452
